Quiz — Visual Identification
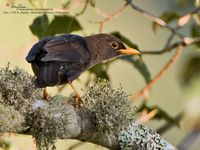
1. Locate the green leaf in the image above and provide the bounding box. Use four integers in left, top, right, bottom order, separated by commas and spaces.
137, 103, 179, 127
62, 1, 71, 8
110, 31, 139, 50
0, 139, 10, 150
90, 0, 96, 7
110, 31, 150, 84
29, 14, 49, 40
153, 11, 181, 32
191, 24, 200, 48
45, 15, 82, 37
174, 0, 193, 8
30, 15, 82, 39
122, 56, 151, 84
88, 63, 109, 80
182, 57, 200, 85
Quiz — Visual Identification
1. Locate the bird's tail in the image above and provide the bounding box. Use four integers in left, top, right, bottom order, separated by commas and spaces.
35, 62, 60, 88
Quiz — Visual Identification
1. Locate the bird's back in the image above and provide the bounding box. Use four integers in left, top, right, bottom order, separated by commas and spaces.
26, 34, 90, 88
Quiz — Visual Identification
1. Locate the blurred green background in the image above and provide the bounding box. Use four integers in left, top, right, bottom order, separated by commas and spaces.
0, 0, 200, 149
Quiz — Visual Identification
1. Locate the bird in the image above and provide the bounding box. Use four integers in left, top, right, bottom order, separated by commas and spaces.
26, 33, 140, 106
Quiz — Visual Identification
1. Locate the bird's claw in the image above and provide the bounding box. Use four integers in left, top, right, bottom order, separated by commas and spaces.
75, 95, 83, 111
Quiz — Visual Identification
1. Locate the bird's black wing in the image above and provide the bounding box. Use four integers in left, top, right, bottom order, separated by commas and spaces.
41, 34, 90, 63
26, 34, 90, 88
26, 34, 90, 64
26, 36, 53, 63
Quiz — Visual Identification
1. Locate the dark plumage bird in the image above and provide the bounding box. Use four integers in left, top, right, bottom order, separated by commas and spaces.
26, 34, 140, 105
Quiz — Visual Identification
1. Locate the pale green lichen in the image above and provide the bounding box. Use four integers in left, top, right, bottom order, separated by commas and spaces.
0, 103, 24, 133
83, 79, 137, 135
83, 79, 169, 150
0, 102, 24, 150
0, 64, 170, 150
118, 122, 168, 150
27, 95, 77, 150
0, 63, 41, 113
0, 64, 36, 149
0, 64, 79, 150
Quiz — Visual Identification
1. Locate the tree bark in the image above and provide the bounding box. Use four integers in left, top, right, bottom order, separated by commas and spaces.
0, 65, 178, 150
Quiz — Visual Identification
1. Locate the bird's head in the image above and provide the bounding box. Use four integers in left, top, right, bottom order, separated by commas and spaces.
85, 34, 141, 62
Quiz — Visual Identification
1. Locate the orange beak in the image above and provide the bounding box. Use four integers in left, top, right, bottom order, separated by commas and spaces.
118, 47, 141, 55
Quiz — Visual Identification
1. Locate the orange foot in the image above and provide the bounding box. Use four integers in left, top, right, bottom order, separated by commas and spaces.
43, 87, 49, 101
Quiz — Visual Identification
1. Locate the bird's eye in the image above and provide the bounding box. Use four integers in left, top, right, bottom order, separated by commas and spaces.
110, 41, 119, 49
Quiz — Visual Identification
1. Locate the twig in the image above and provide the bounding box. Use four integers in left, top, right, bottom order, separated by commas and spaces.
53, 0, 85, 13
12, 134, 23, 150
92, 2, 128, 19
178, 130, 200, 150
123, 3, 200, 54
156, 112, 183, 135
177, 6, 200, 27
159, 7, 200, 51
75, 0, 89, 17
125, 0, 185, 39
163, 33, 176, 51
159, 11, 192, 52
136, 108, 158, 124
68, 142, 84, 150
141, 37, 200, 54
28, 143, 36, 150
131, 45, 183, 101
188, 6, 200, 15
90, 3, 128, 33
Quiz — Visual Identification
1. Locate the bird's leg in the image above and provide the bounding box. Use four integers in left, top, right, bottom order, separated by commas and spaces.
43, 87, 49, 101
67, 78, 80, 108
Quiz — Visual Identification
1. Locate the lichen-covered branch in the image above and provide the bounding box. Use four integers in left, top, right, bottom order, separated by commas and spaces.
0, 65, 177, 150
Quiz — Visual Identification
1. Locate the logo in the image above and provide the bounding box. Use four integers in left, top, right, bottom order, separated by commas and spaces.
6, 3, 27, 10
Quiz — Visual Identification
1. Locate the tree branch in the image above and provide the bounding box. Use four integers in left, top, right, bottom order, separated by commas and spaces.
125, 2, 200, 55
0, 65, 177, 150
125, 0, 185, 39
141, 37, 200, 54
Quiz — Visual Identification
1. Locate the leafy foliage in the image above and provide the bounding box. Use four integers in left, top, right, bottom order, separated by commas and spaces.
0, 139, 10, 150
111, 31, 151, 84
45, 15, 82, 37
29, 14, 82, 39
182, 57, 200, 85
121, 56, 151, 84
88, 63, 110, 80
191, 23, 200, 48
62, 1, 71, 8
174, 0, 194, 8
137, 102, 179, 127
29, 14, 49, 40
153, 11, 181, 32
